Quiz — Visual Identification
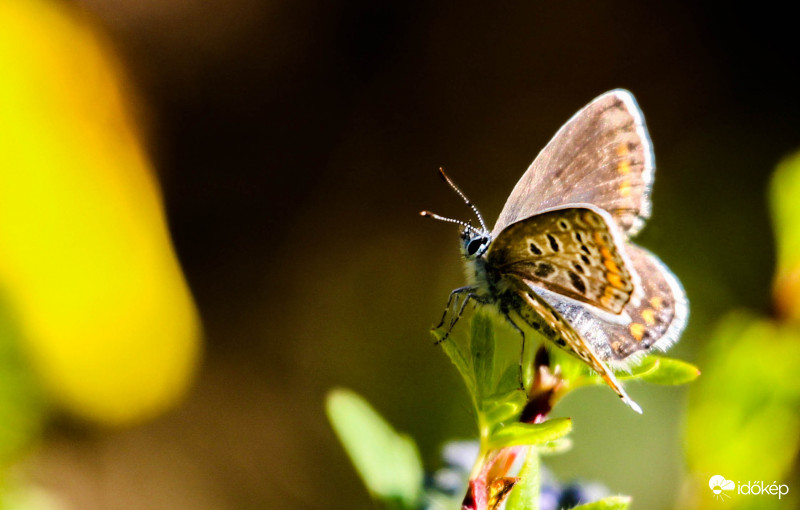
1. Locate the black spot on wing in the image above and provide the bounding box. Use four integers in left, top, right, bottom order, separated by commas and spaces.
569, 271, 586, 294
534, 263, 555, 278
546, 234, 560, 252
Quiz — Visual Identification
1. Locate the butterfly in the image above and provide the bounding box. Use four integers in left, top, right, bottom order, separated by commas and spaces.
422, 89, 688, 413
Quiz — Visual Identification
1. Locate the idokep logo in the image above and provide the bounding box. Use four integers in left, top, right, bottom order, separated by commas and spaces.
709, 475, 790, 501
709, 475, 735, 501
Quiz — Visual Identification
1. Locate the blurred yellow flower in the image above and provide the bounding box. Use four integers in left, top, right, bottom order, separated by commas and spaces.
771, 151, 800, 322
0, 0, 201, 425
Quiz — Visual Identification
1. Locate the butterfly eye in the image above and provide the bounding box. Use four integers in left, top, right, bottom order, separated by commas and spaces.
466, 237, 487, 256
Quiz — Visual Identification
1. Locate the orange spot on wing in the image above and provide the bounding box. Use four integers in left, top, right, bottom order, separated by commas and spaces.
620, 180, 632, 197
607, 273, 625, 289
650, 296, 663, 308
601, 286, 620, 308
616, 143, 630, 157
630, 323, 646, 341
604, 258, 620, 274
618, 160, 631, 175
641, 308, 656, 325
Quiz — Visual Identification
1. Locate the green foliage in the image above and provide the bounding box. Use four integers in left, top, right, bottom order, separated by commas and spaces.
571, 496, 632, 510
548, 348, 700, 390
503, 448, 540, 510
439, 313, 525, 421
439, 313, 530, 445
482, 388, 528, 428
669, 148, 800, 510
471, 313, 496, 401
325, 388, 423, 509
439, 329, 478, 406
435, 312, 694, 509
686, 312, 800, 486
0, 293, 46, 471
770, 150, 800, 322
770, 151, 800, 278
486, 420, 572, 451
329, 310, 697, 509
628, 357, 700, 385
0, 484, 62, 510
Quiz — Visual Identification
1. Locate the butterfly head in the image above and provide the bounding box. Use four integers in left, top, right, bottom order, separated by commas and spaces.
460, 225, 491, 259
421, 167, 492, 260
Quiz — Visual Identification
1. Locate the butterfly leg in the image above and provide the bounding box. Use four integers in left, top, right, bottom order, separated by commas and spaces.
435, 286, 477, 330
500, 312, 527, 389
515, 289, 643, 414
434, 288, 487, 345
436, 292, 483, 344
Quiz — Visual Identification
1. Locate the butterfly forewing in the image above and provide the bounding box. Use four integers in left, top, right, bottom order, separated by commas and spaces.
531, 244, 688, 366
493, 89, 653, 238
487, 206, 636, 314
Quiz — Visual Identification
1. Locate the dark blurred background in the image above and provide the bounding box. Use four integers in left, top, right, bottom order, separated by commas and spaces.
6, 1, 800, 509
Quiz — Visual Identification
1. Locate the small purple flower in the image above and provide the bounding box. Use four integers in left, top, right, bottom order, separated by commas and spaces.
557, 481, 611, 509
442, 441, 480, 472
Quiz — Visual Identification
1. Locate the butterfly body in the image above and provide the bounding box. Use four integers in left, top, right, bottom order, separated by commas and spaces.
426, 90, 688, 413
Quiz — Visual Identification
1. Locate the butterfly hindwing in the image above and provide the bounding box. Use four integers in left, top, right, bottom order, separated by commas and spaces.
487, 205, 636, 314
493, 89, 653, 238
531, 244, 688, 366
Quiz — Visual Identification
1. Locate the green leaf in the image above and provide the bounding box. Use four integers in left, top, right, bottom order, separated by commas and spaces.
771, 151, 800, 277
538, 437, 573, 456
487, 418, 572, 450
575, 356, 699, 386
549, 346, 591, 382
618, 356, 659, 379
504, 447, 539, 510
422, 491, 462, 510
471, 313, 496, 403
325, 388, 423, 508
0, 293, 47, 466
771, 151, 800, 322
495, 362, 522, 395
437, 331, 477, 402
571, 496, 632, 510
687, 312, 800, 483
635, 357, 700, 385
0, 484, 63, 510
483, 389, 527, 429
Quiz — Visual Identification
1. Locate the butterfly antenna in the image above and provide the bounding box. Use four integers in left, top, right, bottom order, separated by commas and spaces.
420, 210, 479, 235
437, 167, 488, 232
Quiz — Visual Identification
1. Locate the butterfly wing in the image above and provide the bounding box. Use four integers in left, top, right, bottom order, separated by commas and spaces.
493, 89, 654, 238
487, 205, 637, 314
511, 287, 642, 412
529, 244, 688, 367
